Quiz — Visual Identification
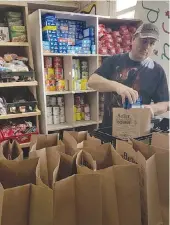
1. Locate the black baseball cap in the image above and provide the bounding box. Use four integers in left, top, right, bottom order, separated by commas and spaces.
134, 23, 159, 41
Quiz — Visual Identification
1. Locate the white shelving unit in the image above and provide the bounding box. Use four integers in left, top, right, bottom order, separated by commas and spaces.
29, 9, 141, 134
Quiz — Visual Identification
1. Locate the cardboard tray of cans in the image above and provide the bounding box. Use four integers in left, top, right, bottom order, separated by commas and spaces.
6, 100, 37, 114
0, 66, 35, 82
91, 118, 169, 148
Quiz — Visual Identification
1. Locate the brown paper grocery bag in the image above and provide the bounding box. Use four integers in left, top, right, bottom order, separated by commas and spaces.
116, 139, 169, 225
63, 131, 101, 156
0, 140, 23, 160
147, 152, 169, 225
30, 133, 62, 150
151, 132, 169, 150
53, 152, 77, 184
112, 108, 151, 139
0, 184, 53, 225
29, 145, 65, 188
53, 174, 103, 225
0, 158, 39, 188
77, 144, 141, 225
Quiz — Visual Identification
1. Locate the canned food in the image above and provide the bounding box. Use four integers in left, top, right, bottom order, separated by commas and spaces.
56, 80, 65, 91
81, 112, 85, 120
84, 104, 90, 113
46, 96, 51, 106
50, 96, 57, 106
45, 80, 51, 91
76, 80, 81, 91
60, 115, 65, 123
81, 79, 87, 90
74, 105, 77, 113
75, 96, 81, 105
85, 112, 90, 121
74, 112, 76, 121
81, 65, 88, 71
59, 106, 65, 115
53, 115, 60, 124
44, 56, 52, 68
82, 72, 88, 79
49, 79, 56, 91
54, 67, 63, 80
47, 115, 53, 125
53, 57, 62, 67
57, 96, 64, 107
76, 106, 81, 113
80, 95, 84, 105
81, 60, 88, 67
53, 106, 59, 115
76, 112, 81, 121
47, 68, 55, 79
47, 107, 53, 116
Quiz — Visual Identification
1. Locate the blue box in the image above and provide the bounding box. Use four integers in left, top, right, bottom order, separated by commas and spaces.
42, 13, 56, 20
68, 20, 76, 25
42, 41, 50, 52
43, 34, 57, 41
83, 27, 95, 38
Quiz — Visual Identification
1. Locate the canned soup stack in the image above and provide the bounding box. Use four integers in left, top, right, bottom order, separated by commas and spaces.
44, 56, 67, 92
46, 96, 65, 125
74, 94, 91, 121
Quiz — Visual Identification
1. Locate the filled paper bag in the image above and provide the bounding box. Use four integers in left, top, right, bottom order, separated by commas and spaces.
76, 144, 141, 225
29, 145, 65, 188
30, 133, 62, 150
0, 158, 39, 189
53, 174, 103, 225
63, 131, 101, 156
0, 140, 23, 160
112, 108, 151, 139
0, 183, 53, 225
116, 139, 169, 225
151, 132, 169, 150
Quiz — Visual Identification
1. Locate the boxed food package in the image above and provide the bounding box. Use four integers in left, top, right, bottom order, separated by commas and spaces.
0, 27, 9, 42
9, 26, 27, 42
112, 108, 152, 139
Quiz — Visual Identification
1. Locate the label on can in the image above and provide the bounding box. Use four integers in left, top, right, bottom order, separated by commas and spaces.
81, 112, 85, 120
44, 56, 52, 68
85, 112, 90, 121
76, 112, 81, 121
53, 115, 60, 124
57, 96, 64, 106
53, 106, 59, 115
84, 104, 90, 113
59, 106, 65, 115
60, 115, 65, 123
47, 115, 53, 125
47, 107, 53, 115
56, 80, 65, 91
50, 97, 57, 106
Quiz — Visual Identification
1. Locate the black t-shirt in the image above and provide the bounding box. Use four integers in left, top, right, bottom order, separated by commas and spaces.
95, 53, 169, 127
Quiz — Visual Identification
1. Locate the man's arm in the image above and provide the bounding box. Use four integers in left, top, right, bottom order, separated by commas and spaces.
144, 102, 169, 116
88, 57, 138, 104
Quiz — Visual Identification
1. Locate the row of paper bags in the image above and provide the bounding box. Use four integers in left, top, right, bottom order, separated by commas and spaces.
0, 130, 169, 225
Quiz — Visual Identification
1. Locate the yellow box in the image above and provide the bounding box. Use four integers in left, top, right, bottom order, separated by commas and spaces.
81, 79, 88, 90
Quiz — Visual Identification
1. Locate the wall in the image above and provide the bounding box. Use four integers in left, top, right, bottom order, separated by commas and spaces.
135, 1, 169, 80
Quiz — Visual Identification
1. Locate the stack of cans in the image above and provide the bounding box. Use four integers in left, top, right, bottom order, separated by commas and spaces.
46, 96, 65, 125
74, 94, 91, 121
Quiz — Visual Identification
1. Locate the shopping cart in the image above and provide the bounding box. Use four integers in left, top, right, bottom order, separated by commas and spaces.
91, 117, 169, 148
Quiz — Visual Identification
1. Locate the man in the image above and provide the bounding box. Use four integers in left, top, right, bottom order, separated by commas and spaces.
88, 23, 169, 127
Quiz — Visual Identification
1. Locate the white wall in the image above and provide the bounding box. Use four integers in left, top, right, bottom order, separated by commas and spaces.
135, 1, 169, 80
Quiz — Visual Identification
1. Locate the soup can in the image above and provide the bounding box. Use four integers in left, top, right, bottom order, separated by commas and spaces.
53, 115, 60, 124
53, 106, 59, 116
47, 115, 53, 125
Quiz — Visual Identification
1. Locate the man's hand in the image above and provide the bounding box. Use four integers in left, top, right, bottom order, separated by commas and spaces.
144, 102, 169, 117
115, 83, 139, 104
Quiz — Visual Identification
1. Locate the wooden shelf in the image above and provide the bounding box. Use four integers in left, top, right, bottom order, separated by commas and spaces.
0, 81, 38, 87
0, 42, 29, 47
48, 123, 73, 131
43, 53, 97, 57
46, 91, 72, 95
0, 110, 41, 120
73, 120, 97, 128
